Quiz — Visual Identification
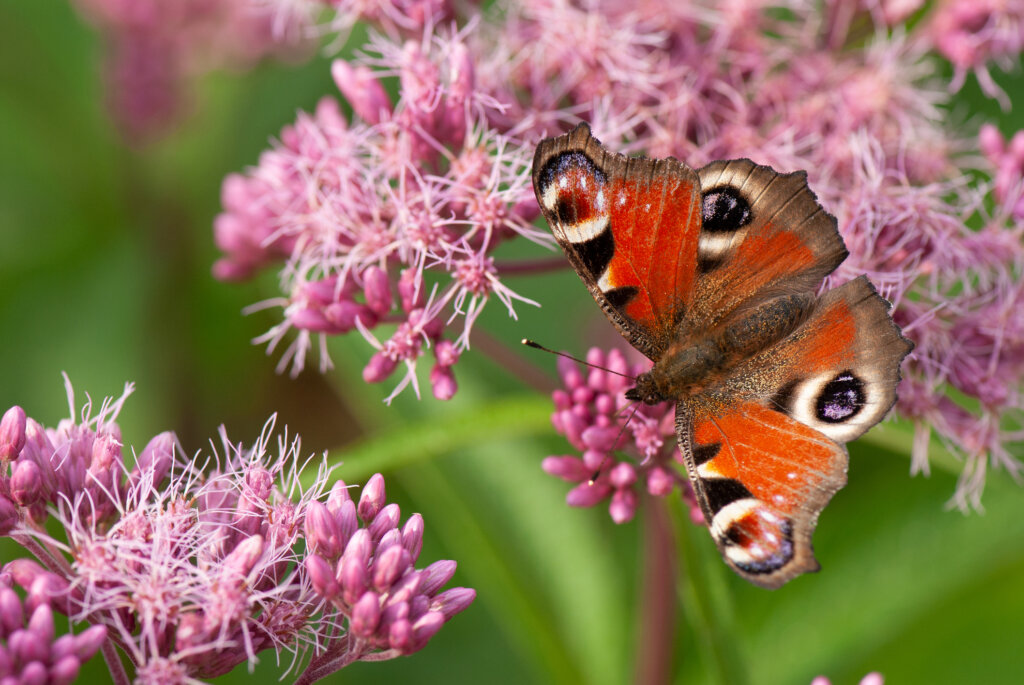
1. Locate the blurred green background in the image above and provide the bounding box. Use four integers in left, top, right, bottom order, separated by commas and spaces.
2, 3, 1024, 684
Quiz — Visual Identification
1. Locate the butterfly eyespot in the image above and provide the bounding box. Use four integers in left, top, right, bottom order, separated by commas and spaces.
701, 186, 751, 233
815, 371, 865, 423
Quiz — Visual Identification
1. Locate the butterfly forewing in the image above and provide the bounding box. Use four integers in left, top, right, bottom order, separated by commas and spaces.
533, 123, 702, 359
688, 160, 849, 330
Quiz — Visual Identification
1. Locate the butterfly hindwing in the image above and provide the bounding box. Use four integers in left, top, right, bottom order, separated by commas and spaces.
676, 402, 846, 588
677, 276, 912, 588
533, 123, 702, 359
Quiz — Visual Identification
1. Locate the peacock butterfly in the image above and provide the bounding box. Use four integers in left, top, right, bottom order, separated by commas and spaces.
532, 123, 913, 589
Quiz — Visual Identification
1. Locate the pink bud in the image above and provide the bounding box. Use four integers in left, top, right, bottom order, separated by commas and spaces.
429, 364, 457, 400
581, 425, 618, 452
541, 456, 589, 482
305, 502, 343, 558
10, 628, 48, 665
388, 617, 414, 652
343, 528, 373, 564
305, 555, 339, 600
411, 610, 445, 650
350, 591, 382, 637
432, 587, 476, 619
331, 61, 392, 125
608, 462, 636, 488
0, 407, 26, 461
646, 467, 674, 497
71, 625, 107, 661
362, 266, 393, 317
50, 655, 82, 685
338, 553, 368, 605
566, 481, 612, 508
419, 560, 457, 596
433, 339, 459, 367
222, 535, 264, 581
369, 503, 401, 541
0, 495, 19, 535
357, 474, 386, 522
386, 571, 422, 606
609, 488, 637, 524
372, 545, 410, 591
363, 352, 399, 383
134, 431, 174, 486
979, 123, 1005, 160
290, 307, 332, 333
326, 480, 352, 509
19, 660, 47, 685
398, 269, 425, 312
27, 604, 53, 644
323, 301, 375, 333
401, 514, 424, 561
0, 587, 24, 634
335, 499, 358, 549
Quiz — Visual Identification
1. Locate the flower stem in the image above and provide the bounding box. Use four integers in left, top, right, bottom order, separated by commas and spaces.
634, 496, 677, 685
493, 256, 570, 276
100, 640, 130, 685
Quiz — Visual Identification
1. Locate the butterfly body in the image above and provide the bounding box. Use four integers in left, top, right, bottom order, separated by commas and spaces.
532, 123, 913, 589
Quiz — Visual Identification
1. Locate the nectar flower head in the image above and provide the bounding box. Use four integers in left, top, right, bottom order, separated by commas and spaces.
545, 348, 702, 525
216, 24, 547, 401
303, 473, 474, 663
0, 380, 475, 682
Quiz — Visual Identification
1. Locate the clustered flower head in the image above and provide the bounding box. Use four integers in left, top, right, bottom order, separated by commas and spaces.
0, 572, 107, 685
544, 349, 702, 525
0, 379, 473, 683
302, 474, 475, 672
215, 0, 1024, 506
214, 22, 546, 402
70, 0, 311, 143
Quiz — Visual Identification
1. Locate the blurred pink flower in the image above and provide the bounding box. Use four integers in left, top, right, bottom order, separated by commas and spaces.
71, 0, 313, 142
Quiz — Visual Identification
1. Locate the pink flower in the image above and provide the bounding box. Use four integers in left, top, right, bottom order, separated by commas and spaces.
302, 473, 474, 672
544, 348, 702, 525
0, 380, 474, 682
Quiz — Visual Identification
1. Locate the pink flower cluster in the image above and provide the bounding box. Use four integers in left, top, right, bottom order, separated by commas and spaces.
302, 474, 475, 673
0, 574, 106, 685
217, 1, 1024, 504
71, 0, 311, 142
214, 26, 546, 401
0, 380, 473, 683
544, 349, 702, 525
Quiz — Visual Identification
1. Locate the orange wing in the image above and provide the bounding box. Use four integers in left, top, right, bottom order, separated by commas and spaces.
533, 123, 702, 359
677, 401, 847, 589
685, 160, 848, 331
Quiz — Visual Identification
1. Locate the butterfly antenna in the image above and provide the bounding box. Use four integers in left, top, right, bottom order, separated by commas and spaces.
521, 339, 636, 380
588, 402, 642, 485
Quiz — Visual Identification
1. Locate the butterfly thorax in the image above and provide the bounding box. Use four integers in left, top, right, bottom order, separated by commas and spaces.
626, 291, 816, 405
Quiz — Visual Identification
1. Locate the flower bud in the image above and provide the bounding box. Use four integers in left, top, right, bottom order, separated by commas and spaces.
0, 407, 26, 461
350, 591, 382, 638
11, 461, 41, 507
357, 474, 386, 522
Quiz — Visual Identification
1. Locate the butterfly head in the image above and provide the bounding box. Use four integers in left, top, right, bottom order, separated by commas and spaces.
624, 373, 665, 405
